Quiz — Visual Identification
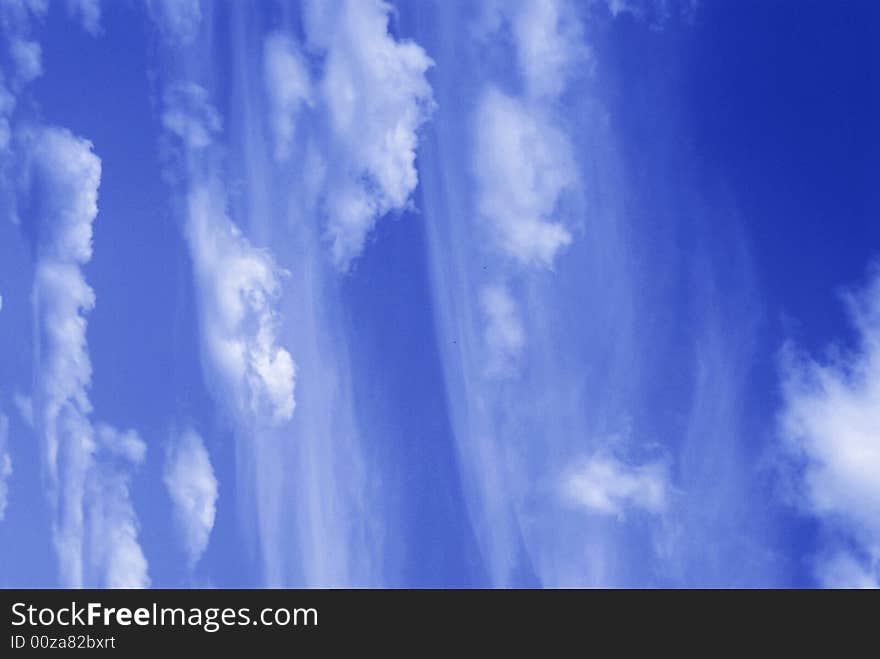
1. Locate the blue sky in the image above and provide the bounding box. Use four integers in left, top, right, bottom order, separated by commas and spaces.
0, 0, 878, 588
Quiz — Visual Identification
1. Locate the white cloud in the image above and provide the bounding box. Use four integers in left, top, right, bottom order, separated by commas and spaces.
304, 0, 434, 270
164, 428, 217, 568
562, 455, 669, 518
473, 88, 575, 267
161, 84, 296, 425
85, 425, 149, 589
779, 268, 880, 587
481, 284, 525, 377
0, 413, 11, 520
24, 126, 101, 263
263, 32, 312, 162
144, 0, 202, 45
25, 126, 99, 587
22, 125, 149, 587
509, 0, 589, 99
186, 184, 296, 425
162, 82, 221, 151
67, 0, 101, 36
25, 126, 100, 493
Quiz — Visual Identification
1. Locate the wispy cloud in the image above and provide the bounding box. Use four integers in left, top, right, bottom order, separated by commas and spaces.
779, 267, 880, 587
422, 0, 695, 587
398, 0, 591, 587
480, 284, 525, 377
145, 0, 435, 586
562, 454, 669, 518
161, 82, 222, 151
144, 0, 202, 45
815, 551, 878, 589
263, 32, 312, 162
9, 38, 41, 82
67, 0, 101, 36
164, 427, 217, 569
0, 412, 11, 521
155, 65, 298, 582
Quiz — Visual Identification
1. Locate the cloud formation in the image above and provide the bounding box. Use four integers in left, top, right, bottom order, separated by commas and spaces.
779, 268, 880, 587
22, 125, 149, 587
164, 428, 218, 568
562, 455, 670, 518
473, 88, 575, 267
85, 425, 150, 588
186, 184, 296, 425
162, 83, 296, 426
303, 0, 434, 270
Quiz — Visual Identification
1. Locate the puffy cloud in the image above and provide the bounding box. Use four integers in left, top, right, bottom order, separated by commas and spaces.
164, 428, 217, 567
562, 455, 670, 517
85, 425, 149, 589
473, 88, 575, 267
22, 125, 149, 587
480, 284, 525, 377
25, 126, 98, 587
25, 127, 100, 493
67, 0, 101, 36
144, 0, 202, 45
304, 0, 434, 270
186, 185, 296, 425
779, 268, 880, 587
263, 32, 312, 162
0, 413, 11, 520
24, 126, 101, 263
